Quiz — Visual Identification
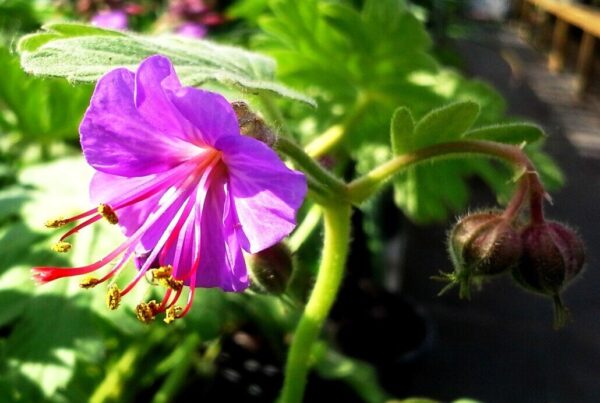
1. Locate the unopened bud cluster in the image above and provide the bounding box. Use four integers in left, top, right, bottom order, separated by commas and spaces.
442, 185, 585, 328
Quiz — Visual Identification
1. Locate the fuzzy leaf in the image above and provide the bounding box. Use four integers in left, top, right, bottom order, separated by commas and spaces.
413, 101, 480, 148
463, 123, 545, 144
390, 107, 415, 155
18, 22, 315, 106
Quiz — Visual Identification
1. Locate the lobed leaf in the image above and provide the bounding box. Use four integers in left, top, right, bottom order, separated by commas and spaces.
462, 122, 546, 144
413, 101, 480, 149
18, 22, 315, 106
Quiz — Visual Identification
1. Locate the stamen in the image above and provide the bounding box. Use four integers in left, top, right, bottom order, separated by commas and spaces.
177, 195, 204, 320
45, 217, 68, 228
80, 276, 100, 289
106, 284, 122, 310
120, 177, 203, 298
44, 207, 99, 229
32, 231, 140, 284
151, 265, 173, 280
164, 305, 182, 324
177, 285, 196, 319
165, 288, 183, 310
59, 215, 102, 242
98, 204, 119, 224
156, 288, 174, 312
51, 241, 72, 253
96, 249, 135, 284
165, 278, 184, 292
135, 300, 159, 324
150, 266, 184, 291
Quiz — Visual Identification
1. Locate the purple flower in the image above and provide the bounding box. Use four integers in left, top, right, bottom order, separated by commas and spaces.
91, 9, 129, 30
33, 55, 306, 323
175, 22, 208, 39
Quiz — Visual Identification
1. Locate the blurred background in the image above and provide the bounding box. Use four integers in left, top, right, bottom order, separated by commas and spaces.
0, 0, 598, 402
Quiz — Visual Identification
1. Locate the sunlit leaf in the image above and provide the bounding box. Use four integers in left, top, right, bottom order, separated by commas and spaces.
18, 22, 315, 106
413, 101, 480, 149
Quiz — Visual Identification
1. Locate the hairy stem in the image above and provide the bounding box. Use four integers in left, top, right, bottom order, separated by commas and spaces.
279, 204, 352, 403
502, 175, 530, 220
348, 140, 546, 210
277, 136, 348, 198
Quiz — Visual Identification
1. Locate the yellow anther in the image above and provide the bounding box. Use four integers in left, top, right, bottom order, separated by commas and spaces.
165, 278, 184, 292
151, 266, 183, 291
164, 305, 182, 324
98, 203, 119, 225
135, 300, 159, 324
51, 241, 72, 253
151, 265, 173, 280
45, 217, 68, 228
80, 276, 100, 289
106, 284, 122, 310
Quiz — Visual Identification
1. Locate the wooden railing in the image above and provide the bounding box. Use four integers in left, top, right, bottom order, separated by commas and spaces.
521, 0, 599, 94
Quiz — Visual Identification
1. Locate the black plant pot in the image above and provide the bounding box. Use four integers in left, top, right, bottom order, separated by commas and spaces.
331, 279, 435, 397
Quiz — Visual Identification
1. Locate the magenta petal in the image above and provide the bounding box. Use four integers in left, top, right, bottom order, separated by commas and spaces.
80, 68, 194, 176
195, 176, 248, 291
89, 171, 164, 237
217, 135, 307, 253
134, 55, 196, 140
160, 212, 195, 277
169, 86, 240, 147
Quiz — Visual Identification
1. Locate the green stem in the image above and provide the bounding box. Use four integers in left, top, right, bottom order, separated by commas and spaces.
277, 136, 348, 198
256, 94, 347, 199
288, 204, 322, 252
348, 140, 545, 205
304, 124, 345, 158
279, 204, 352, 403
304, 93, 372, 158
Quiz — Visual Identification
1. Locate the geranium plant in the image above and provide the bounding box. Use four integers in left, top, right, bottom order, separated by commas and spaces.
0, 1, 585, 402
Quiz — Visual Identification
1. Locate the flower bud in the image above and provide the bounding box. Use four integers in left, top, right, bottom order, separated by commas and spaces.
443, 211, 522, 298
247, 243, 293, 296
231, 101, 277, 147
511, 221, 585, 327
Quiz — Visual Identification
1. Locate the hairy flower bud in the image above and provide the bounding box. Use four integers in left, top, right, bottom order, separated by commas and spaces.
247, 243, 293, 295
232, 101, 277, 147
442, 211, 522, 298
512, 221, 585, 327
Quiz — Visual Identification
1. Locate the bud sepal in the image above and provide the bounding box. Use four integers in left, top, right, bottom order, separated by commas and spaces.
439, 210, 523, 299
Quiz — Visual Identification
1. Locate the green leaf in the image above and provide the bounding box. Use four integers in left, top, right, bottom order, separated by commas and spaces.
390, 107, 415, 154
320, 3, 371, 53
463, 122, 545, 144
413, 101, 480, 149
0, 45, 91, 143
386, 103, 478, 222
18, 22, 315, 106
